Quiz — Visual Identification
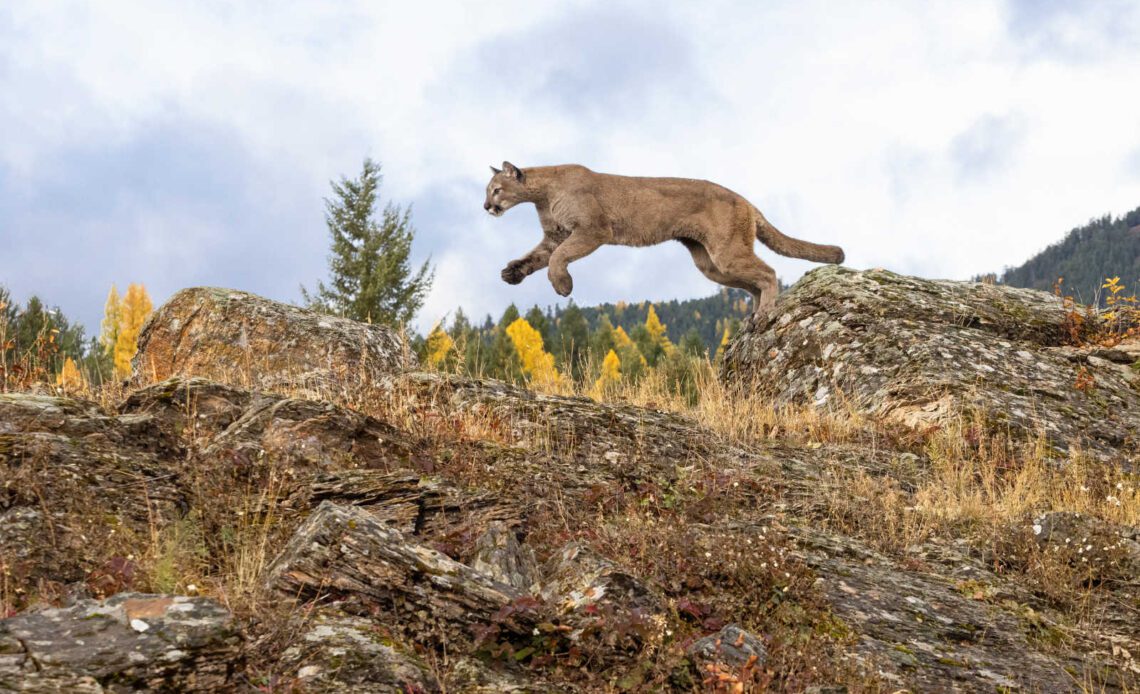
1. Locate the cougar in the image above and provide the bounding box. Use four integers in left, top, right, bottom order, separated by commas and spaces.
484, 161, 844, 312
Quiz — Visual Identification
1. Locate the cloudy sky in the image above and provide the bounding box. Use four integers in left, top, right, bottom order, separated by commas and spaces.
2, 1, 1139, 335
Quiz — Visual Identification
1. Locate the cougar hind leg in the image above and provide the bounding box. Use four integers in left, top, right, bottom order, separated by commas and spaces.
705, 208, 779, 313
679, 238, 756, 294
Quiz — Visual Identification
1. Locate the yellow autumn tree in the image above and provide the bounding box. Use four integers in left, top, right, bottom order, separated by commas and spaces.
593, 349, 621, 395
114, 284, 153, 378
505, 317, 560, 387
612, 325, 647, 380
99, 285, 121, 358
644, 304, 674, 354
715, 325, 732, 361
56, 357, 84, 391
425, 322, 455, 368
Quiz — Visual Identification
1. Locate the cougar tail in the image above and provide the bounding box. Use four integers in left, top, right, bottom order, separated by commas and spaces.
754, 214, 845, 264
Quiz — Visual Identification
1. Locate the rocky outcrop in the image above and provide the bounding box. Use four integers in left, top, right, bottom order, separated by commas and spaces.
266, 501, 535, 645
132, 287, 413, 394
0, 593, 239, 692
0, 394, 185, 606
722, 266, 1140, 460
4, 286, 1137, 690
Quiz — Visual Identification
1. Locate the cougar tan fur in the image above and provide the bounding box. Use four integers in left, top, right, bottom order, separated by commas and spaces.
484, 161, 844, 312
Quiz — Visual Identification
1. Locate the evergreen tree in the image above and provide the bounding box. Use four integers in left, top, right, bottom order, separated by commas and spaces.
679, 327, 706, 358
556, 302, 589, 380
303, 158, 434, 327
0, 288, 87, 380
590, 313, 617, 358
487, 304, 523, 382
525, 305, 552, 347
448, 308, 484, 375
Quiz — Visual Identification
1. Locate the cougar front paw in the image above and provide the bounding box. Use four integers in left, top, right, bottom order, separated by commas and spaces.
549, 270, 573, 297
500, 261, 527, 285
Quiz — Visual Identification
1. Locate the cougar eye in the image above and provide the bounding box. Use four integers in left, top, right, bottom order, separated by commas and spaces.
493, 188, 502, 195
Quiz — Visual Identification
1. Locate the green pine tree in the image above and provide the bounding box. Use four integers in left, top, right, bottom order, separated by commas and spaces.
590, 313, 617, 359
555, 302, 589, 381
303, 158, 434, 327
488, 304, 523, 382
525, 305, 552, 347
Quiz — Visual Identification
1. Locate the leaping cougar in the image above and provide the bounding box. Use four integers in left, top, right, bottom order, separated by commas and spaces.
484, 162, 845, 313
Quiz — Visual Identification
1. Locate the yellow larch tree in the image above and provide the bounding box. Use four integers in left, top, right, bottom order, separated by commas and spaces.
593, 348, 621, 396
715, 325, 732, 361
114, 283, 154, 378
99, 285, 121, 358
56, 357, 84, 391
425, 322, 455, 368
612, 324, 647, 381
505, 317, 560, 387
644, 304, 674, 354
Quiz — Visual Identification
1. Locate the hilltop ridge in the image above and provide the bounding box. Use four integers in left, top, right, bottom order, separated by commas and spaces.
2, 269, 1137, 691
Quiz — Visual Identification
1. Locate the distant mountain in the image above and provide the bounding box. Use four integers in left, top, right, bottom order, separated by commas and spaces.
988, 204, 1140, 303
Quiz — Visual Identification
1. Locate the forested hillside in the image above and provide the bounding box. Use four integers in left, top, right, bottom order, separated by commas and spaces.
566, 287, 756, 348
992, 204, 1140, 302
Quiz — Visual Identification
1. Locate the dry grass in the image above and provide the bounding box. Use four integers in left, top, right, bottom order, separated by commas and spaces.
818, 415, 1139, 555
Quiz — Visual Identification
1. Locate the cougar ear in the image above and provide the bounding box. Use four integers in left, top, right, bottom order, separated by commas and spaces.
502, 161, 525, 182
489, 165, 502, 175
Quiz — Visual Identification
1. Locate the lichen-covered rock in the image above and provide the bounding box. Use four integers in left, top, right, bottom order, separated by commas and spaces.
132, 287, 414, 394
687, 624, 766, 678
789, 524, 1098, 692
277, 613, 439, 693
266, 502, 534, 644
721, 266, 1140, 460
120, 377, 255, 441
0, 593, 239, 692
472, 521, 539, 591
199, 387, 421, 473
1032, 511, 1140, 582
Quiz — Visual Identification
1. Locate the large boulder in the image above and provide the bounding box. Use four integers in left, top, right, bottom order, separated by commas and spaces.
721, 266, 1140, 460
0, 593, 240, 691
132, 287, 413, 395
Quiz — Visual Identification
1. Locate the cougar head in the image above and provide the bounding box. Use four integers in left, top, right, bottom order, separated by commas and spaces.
484, 161, 526, 217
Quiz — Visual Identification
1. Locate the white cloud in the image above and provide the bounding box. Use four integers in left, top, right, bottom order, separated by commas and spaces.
1, 0, 1139, 334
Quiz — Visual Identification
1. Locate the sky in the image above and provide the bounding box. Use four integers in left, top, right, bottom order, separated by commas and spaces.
2, 1, 1139, 336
